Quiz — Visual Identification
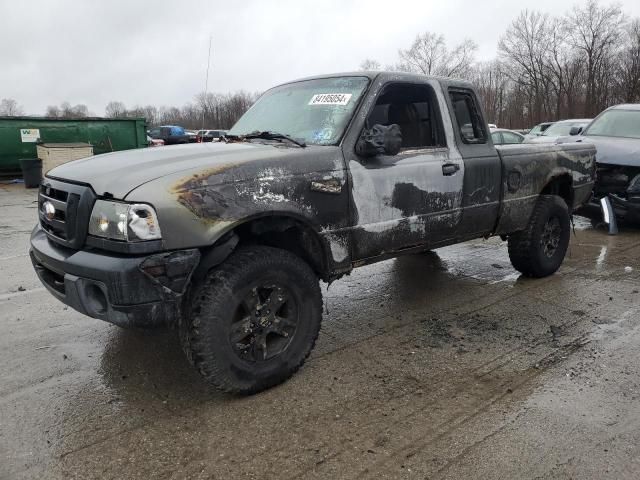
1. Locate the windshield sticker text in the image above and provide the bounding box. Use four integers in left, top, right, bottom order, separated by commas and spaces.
308, 93, 352, 106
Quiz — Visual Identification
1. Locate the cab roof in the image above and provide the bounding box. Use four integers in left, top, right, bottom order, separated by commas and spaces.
279, 71, 474, 90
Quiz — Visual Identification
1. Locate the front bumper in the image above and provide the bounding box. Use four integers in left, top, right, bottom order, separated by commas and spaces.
578, 193, 640, 224
29, 225, 200, 328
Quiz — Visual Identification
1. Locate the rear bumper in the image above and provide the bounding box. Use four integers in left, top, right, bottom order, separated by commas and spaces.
29, 225, 200, 328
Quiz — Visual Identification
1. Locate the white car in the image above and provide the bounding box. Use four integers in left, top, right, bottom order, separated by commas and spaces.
525, 119, 592, 144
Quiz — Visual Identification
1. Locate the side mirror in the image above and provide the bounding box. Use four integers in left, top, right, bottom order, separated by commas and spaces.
569, 126, 582, 136
355, 124, 402, 158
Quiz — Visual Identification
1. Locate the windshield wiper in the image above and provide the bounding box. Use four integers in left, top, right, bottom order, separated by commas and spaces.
240, 130, 307, 148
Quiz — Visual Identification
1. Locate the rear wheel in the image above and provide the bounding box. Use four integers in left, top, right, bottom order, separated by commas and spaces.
508, 195, 571, 278
180, 246, 322, 394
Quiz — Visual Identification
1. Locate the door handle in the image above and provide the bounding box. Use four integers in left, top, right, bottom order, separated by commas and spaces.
442, 163, 460, 176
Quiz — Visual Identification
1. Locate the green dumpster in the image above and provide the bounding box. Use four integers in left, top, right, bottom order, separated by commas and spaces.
0, 117, 148, 175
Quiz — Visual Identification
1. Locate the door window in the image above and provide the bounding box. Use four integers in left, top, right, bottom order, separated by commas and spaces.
502, 131, 524, 144
491, 131, 503, 145
449, 89, 486, 144
365, 83, 446, 150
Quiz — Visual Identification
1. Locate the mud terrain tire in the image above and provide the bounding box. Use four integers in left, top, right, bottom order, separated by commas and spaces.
508, 195, 570, 278
180, 246, 322, 394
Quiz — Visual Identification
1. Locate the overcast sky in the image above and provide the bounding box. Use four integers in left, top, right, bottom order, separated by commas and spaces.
2, 0, 640, 116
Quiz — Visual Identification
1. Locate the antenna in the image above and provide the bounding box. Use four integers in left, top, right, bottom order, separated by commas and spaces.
200, 35, 212, 135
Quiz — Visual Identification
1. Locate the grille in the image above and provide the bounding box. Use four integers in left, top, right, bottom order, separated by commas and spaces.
38, 178, 95, 249
39, 185, 69, 239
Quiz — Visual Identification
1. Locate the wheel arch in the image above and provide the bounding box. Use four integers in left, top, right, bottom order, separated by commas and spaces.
541, 173, 574, 210
195, 212, 333, 282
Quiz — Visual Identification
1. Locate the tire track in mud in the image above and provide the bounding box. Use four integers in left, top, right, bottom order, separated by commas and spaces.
290, 327, 589, 479
275, 309, 592, 479
280, 263, 607, 478
358, 336, 591, 479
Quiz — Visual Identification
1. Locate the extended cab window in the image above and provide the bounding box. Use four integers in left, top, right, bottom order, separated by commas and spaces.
365, 83, 446, 149
449, 89, 486, 144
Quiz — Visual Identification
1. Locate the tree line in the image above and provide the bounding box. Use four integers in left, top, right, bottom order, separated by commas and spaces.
0, 92, 259, 130
361, 0, 640, 128
102, 91, 259, 129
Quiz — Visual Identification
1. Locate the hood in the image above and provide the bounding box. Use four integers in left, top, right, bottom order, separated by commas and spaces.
576, 136, 640, 167
46, 142, 319, 198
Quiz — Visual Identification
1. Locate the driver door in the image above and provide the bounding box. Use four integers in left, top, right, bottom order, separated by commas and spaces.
343, 81, 465, 261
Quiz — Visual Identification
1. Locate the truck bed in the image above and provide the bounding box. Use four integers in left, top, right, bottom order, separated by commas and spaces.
494, 143, 596, 235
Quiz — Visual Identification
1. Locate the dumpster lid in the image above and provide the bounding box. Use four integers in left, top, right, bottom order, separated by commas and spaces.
38, 142, 93, 148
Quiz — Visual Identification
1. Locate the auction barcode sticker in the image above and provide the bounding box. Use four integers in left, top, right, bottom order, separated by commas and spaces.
308, 93, 352, 106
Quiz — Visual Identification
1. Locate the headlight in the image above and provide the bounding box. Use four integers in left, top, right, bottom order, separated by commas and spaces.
628, 174, 640, 194
88, 200, 162, 242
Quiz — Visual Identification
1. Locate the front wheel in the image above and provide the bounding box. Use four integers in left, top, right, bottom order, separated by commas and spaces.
507, 195, 571, 278
180, 246, 322, 394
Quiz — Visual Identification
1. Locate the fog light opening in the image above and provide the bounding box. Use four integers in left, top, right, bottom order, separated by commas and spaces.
85, 284, 108, 315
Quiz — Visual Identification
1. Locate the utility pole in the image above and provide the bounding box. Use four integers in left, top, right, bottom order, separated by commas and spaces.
200, 35, 213, 135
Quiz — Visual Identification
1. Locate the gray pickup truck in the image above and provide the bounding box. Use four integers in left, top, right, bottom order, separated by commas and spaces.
30, 72, 596, 393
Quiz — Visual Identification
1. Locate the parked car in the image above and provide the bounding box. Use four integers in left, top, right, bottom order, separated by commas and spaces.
569, 104, 640, 224
524, 122, 554, 140
146, 135, 164, 147
525, 119, 592, 144
185, 130, 198, 143
148, 125, 190, 145
490, 129, 525, 145
488, 123, 498, 130
30, 71, 595, 394
196, 129, 228, 142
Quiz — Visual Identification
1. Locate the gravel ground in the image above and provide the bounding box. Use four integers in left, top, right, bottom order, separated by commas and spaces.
1, 182, 639, 479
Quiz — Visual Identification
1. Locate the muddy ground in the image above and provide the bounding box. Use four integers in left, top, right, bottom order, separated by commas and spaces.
1, 182, 639, 479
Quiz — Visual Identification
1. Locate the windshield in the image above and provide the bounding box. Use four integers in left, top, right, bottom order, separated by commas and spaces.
584, 110, 640, 139
228, 76, 370, 145
542, 121, 588, 137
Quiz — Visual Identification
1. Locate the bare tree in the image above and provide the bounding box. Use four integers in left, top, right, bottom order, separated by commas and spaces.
567, 0, 626, 116
53, 102, 89, 118
141, 105, 159, 125
471, 61, 511, 126
615, 18, 640, 103
45, 105, 61, 118
359, 58, 381, 71
0, 98, 24, 116
105, 101, 127, 118
396, 32, 477, 78
191, 90, 259, 129
544, 17, 581, 119
499, 11, 553, 124
71, 104, 89, 117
